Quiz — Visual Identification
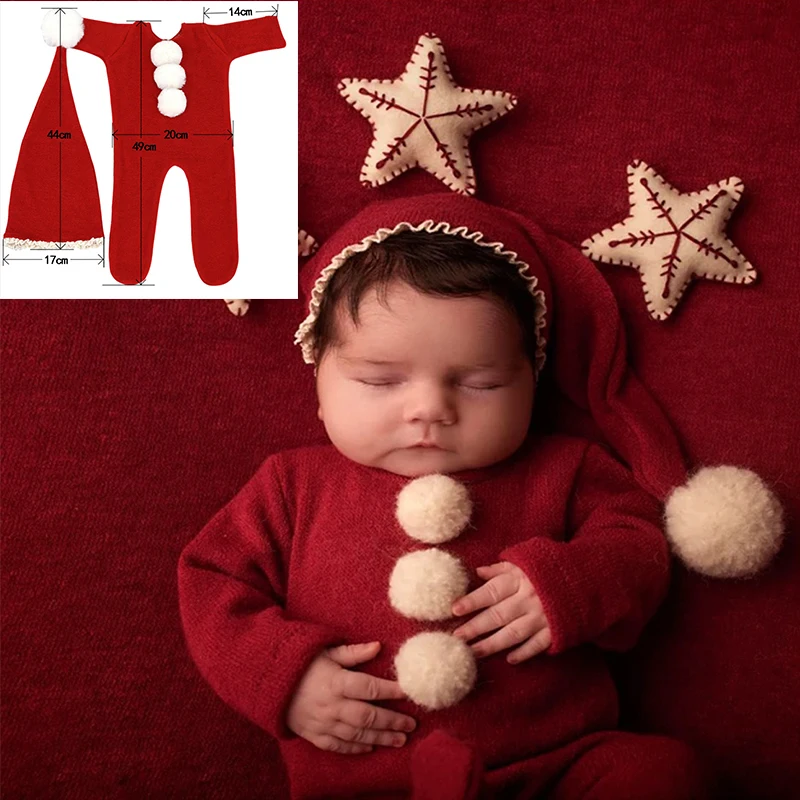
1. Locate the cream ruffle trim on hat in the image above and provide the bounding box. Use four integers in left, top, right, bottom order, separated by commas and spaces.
293, 219, 548, 375
4, 237, 103, 250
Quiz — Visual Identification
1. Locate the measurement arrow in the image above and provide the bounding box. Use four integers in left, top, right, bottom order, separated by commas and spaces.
71, 254, 105, 266
192, 129, 234, 140
203, 8, 228, 19
139, 156, 142, 283
57, 9, 63, 123
136, 21, 144, 136
58, 139, 62, 246
255, 5, 279, 14
3, 255, 43, 263
110, 128, 161, 147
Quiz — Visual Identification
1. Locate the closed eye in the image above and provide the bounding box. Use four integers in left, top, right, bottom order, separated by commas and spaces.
461, 384, 502, 391
356, 380, 503, 391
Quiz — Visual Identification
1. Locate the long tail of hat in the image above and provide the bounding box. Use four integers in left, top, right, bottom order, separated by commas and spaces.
531, 226, 689, 498
4, 47, 103, 249
516, 212, 785, 579
410, 729, 484, 800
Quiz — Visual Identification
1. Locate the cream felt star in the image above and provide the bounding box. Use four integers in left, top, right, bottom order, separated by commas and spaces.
338, 33, 517, 195
581, 160, 756, 320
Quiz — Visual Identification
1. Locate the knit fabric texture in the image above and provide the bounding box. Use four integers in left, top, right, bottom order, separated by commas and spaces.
178, 436, 668, 798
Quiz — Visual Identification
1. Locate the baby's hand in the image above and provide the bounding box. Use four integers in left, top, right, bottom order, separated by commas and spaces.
286, 642, 417, 755
451, 561, 551, 664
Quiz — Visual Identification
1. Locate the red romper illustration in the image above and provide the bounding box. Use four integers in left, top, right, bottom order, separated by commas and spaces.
73, 14, 286, 285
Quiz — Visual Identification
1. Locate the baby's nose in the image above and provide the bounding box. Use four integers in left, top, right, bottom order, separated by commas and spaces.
403, 383, 457, 425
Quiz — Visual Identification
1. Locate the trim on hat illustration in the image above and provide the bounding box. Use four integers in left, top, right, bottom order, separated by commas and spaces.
4, 236, 103, 250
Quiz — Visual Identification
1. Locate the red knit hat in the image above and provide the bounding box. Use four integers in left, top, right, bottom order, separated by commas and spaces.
294, 192, 785, 579
4, 22, 103, 251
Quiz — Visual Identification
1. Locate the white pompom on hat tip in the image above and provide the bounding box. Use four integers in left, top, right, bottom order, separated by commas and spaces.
42, 9, 84, 48
665, 465, 785, 579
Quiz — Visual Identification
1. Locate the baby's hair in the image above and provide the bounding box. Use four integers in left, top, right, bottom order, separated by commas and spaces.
311, 229, 542, 366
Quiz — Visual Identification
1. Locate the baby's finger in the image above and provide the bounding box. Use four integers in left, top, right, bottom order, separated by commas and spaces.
507, 627, 552, 664
340, 699, 417, 734
453, 593, 522, 642
469, 612, 538, 658
452, 573, 513, 617
329, 721, 408, 749
337, 669, 407, 702
326, 641, 381, 667
311, 733, 374, 755
475, 562, 511, 579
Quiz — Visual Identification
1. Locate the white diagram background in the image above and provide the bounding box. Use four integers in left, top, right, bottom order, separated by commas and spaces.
0, 0, 298, 298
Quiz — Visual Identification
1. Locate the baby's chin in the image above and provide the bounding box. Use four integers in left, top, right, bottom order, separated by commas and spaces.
374, 447, 476, 478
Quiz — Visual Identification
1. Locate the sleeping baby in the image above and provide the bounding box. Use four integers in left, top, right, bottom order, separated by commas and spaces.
178, 193, 710, 799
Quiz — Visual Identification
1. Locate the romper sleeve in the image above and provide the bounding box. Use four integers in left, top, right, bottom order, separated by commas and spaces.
73, 18, 132, 61
500, 442, 670, 655
177, 455, 346, 740
205, 14, 286, 60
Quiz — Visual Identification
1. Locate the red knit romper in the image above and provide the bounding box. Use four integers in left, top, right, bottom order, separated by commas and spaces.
75, 15, 285, 285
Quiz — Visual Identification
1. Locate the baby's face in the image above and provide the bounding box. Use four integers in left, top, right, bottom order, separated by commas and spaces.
316, 281, 535, 477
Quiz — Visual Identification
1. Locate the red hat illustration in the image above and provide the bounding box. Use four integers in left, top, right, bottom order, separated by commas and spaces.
4, 18, 102, 251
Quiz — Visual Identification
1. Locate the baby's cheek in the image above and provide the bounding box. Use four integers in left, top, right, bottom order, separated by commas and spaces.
352, 398, 394, 445
475, 400, 527, 454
